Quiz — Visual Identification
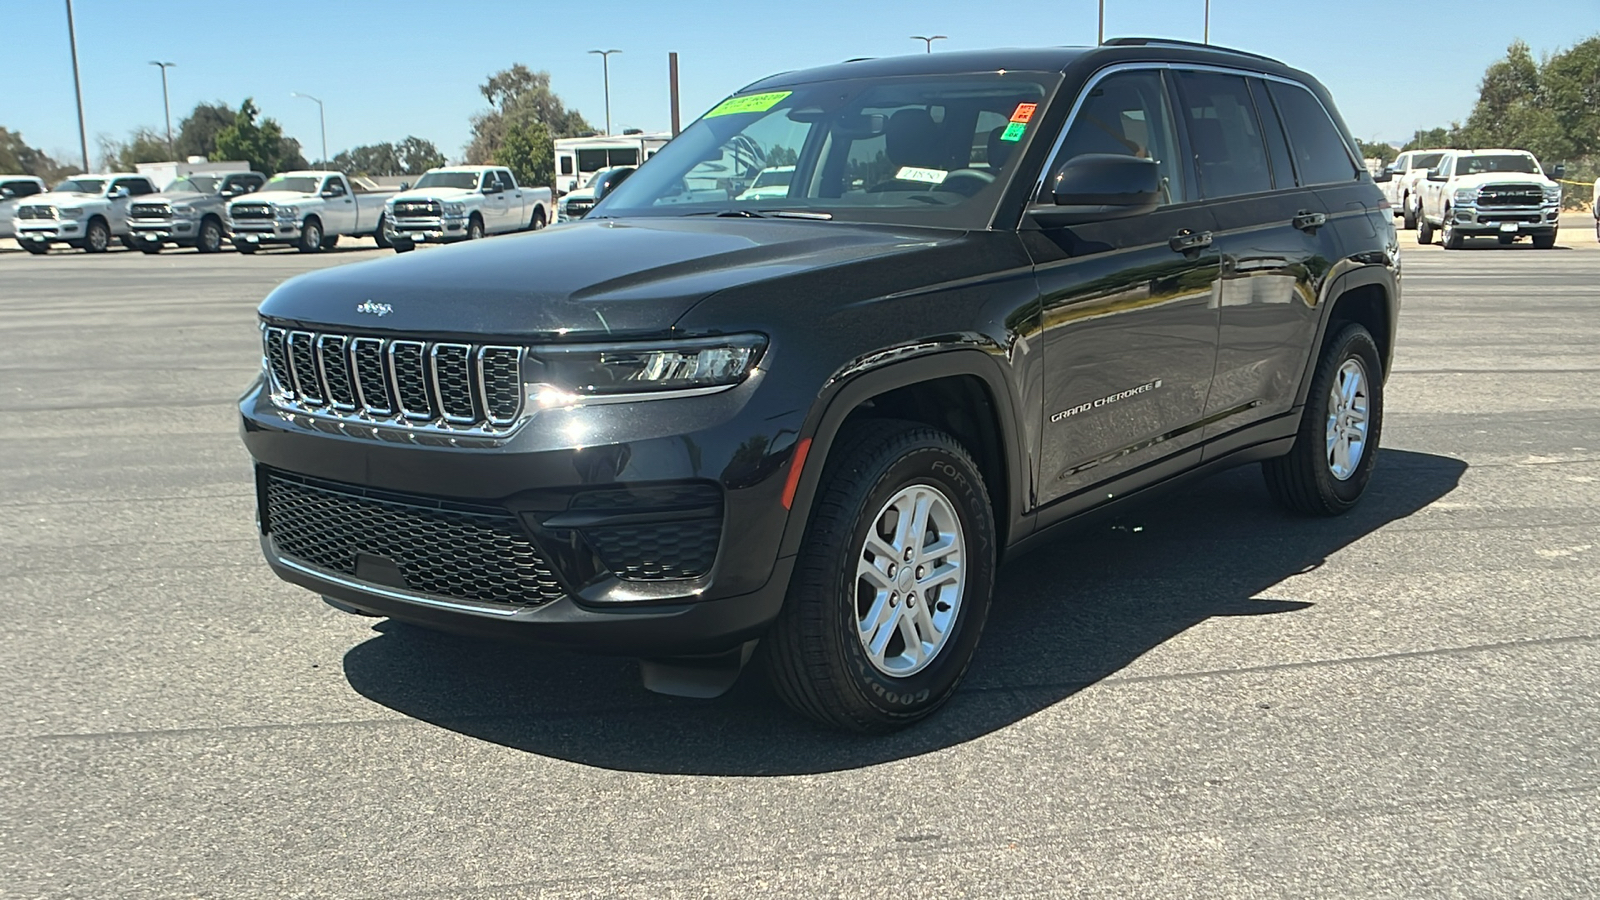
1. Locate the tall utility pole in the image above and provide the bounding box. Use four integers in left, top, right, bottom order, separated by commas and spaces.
1098, 0, 1105, 45
910, 35, 947, 53
150, 61, 176, 158
1204, 0, 1211, 43
290, 92, 326, 169
65, 0, 89, 171
588, 49, 621, 135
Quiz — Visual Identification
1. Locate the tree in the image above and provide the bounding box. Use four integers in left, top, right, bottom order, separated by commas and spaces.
98, 126, 171, 170
397, 136, 446, 173
175, 101, 236, 160
1401, 127, 1455, 152
0, 128, 77, 181
333, 142, 402, 176
1355, 140, 1397, 165
466, 64, 593, 177
494, 121, 554, 188
213, 99, 301, 175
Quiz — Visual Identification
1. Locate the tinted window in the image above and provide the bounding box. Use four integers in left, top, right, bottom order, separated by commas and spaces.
1053, 70, 1187, 205
1250, 79, 1298, 189
577, 149, 609, 172
608, 147, 639, 167
113, 178, 155, 196
1412, 152, 1444, 170
228, 175, 264, 193
559, 156, 574, 175
322, 178, 345, 196
497, 169, 518, 189
1176, 71, 1273, 199
1454, 154, 1539, 176
3, 181, 42, 198
1266, 81, 1358, 185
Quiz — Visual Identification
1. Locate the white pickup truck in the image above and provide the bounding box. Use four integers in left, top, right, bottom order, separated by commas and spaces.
227, 170, 394, 254
11, 173, 161, 254
1374, 148, 1448, 229
1416, 149, 1564, 249
383, 165, 550, 253
1, 176, 47, 241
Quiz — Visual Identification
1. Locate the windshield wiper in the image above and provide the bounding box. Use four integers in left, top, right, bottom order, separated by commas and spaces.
683, 208, 833, 221
766, 210, 833, 220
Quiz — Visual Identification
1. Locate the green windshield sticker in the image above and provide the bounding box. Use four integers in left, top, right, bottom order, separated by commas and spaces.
1000, 122, 1028, 142
705, 91, 792, 118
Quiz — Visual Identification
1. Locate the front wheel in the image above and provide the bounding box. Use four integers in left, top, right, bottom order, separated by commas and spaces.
762, 421, 996, 732
320, 234, 339, 250
1401, 196, 1418, 230
297, 219, 323, 253
1441, 214, 1464, 250
1533, 231, 1557, 250
530, 208, 546, 231
466, 215, 484, 241
1262, 323, 1384, 516
83, 219, 110, 253
195, 219, 224, 254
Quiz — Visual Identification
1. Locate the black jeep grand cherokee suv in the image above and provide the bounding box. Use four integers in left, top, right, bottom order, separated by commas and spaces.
243, 39, 1398, 731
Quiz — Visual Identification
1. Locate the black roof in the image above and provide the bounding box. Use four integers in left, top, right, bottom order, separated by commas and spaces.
740, 38, 1311, 94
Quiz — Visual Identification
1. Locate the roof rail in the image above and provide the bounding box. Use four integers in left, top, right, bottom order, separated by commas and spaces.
1101, 36, 1278, 64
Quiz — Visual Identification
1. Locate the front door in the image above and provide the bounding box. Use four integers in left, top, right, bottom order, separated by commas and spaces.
321, 177, 356, 235
481, 173, 510, 232
1031, 68, 1222, 509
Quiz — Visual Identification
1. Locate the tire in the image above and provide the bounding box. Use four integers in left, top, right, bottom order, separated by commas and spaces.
195, 218, 223, 254
1441, 212, 1464, 250
140, 244, 162, 255
21, 241, 48, 255
391, 238, 415, 253
1533, 231, 1557, 250
1416, 215, 1433, 245
83, 218, 110, 253
530, 208, 546, 231
1262, 323, 1384, 516
762, 420, 997, 732
118, 235, 136, 251
235, 241, 258, 255
297, 218, 323, 253
1401, 195, 1417, 230
466, 215, 484, 241
321, 234, 340, 250
373, 215, 392, 249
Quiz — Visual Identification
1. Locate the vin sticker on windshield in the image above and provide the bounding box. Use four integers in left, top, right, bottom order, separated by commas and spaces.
895, 166, 949, 184
705, 91, 793, 118
999, 122, 1028, 142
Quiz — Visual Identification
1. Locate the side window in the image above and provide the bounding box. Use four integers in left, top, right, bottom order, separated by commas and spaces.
1051, 69, 1186, 205
498, 169, 518, 189
1393, 153, 1410, 171
1265, 81, 1359, 186
1175, 70, 1273, 199
1250, 79, 1298, 190
608, 147, 639, 167
322, 178, 346, 196
481, 173, 497, 191
235, 175, 264, 193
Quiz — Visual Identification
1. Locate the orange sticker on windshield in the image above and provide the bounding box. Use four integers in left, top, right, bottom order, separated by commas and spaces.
1010, 103, 1037, 123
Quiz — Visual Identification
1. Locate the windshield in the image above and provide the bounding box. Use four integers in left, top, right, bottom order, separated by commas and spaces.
1411, 153, 1444, 170
55, 178, 106, 194
595, 72, 1057, 227
166, 176, 220, 194
263, 175, 320, 193
1455, 154, 1539, 176
413, 171, 480, 190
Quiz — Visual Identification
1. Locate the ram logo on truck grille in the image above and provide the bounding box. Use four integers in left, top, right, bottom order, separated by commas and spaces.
232, 204, 272, 219
393, 200, 440, 218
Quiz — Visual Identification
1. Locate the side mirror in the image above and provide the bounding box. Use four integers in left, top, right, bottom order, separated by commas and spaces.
1373, 168, 1393, 183
1031, 153, 1160, 227
398, 181, 410, 191
219, 188, 238, 198
0, 188, 13, 199
111, 188, 130, 199
1426, 170, 1448, 182
1553, 163, 1566, 180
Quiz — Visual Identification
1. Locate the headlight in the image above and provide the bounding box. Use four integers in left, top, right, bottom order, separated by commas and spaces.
58, 207, 85, 219
171, 205, 196, 219
1453, 188, 1477, 204
1544, 186, 1562, 202
274, 205, 298, 220
524, 334, 767, 406
442, 201, 466, 217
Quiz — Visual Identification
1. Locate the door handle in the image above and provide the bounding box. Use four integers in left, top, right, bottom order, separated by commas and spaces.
1168, 229, 1213, 253
1293, 210, 1327, 232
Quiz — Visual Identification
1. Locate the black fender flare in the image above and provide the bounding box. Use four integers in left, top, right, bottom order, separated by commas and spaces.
776, 346, 1033, 559
1292, 263, 1399, 409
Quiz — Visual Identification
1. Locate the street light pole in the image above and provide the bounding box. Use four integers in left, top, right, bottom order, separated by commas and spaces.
64, 0, 89, 172
1098, 0, 1105, 45
910, 35, 947, 53
588, 49, 621, 135
150, 61, 176, 158
290, 92, 326, 170
1204, 0, 1211, 43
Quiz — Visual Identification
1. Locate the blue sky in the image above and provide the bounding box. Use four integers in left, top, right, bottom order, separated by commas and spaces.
3, 0, 1596, 167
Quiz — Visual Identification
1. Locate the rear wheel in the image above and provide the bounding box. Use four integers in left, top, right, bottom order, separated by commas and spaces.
1401, 194, 1418, 230
83, 218, 110, 253
195, 218, 223, 254
297, 219, 323, 253
1533, 231, 1557, 250
1262, 323, 1384, 516
762, 420, 996, 732
530, 208, 546, 231
118, 235, 136, 251
1416, 215, 1433, 245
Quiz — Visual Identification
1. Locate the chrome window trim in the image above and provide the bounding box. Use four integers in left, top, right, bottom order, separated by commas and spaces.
1031, 60, 1359, 200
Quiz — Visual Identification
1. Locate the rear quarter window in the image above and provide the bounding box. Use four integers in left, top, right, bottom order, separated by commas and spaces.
1266, 81, 1359, 186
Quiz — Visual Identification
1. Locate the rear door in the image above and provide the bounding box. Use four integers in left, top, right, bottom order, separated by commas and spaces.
1030, 67, 1222, 509
1170, 70, 1345, 446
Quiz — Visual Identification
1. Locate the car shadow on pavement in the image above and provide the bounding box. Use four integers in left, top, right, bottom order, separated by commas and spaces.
342, 448, 1466, 775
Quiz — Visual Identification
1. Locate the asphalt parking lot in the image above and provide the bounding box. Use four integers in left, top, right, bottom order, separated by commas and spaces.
2, 218, 1597, 899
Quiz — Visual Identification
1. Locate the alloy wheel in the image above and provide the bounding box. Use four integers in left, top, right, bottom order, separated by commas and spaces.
1325, 358, 1370, 481
854, 483, 966, 677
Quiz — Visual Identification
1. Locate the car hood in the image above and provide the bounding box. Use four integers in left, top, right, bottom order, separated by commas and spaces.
1453, 172, 1554, 189
391, 188, 474, 203
259, 216, 959, 339
29, 190, 105, 207
141, 190, 211, 205
233, 190, 317, 206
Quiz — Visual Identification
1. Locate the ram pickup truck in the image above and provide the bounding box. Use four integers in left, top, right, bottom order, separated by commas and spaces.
1, 176, 47, 241
1373, 148, 1447, 229
384, 165, 551, 253
1417, 149, 1563, 249
128, 171, 266, 254
227, 171, 394, 254
242, 39, 1398, 732
555, 166, 634, 222
11, 173, 160, 254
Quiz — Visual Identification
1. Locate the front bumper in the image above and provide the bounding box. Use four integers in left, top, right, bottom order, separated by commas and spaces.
130, 218, 197, 244
386, 215, 468, 243
239, 369, 803, 656
231, 220, 301, 246
15, 221, 81, 243
1450, 205, 1560, 236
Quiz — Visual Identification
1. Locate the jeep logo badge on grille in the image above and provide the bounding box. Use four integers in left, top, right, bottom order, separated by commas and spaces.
356, 300, 393, 317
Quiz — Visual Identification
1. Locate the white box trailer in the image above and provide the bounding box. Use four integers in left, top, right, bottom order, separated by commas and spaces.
554, 132, 671, 194
136, 157, 253, 191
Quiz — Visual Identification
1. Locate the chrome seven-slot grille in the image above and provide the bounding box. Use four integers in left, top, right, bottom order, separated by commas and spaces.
232, 203, 273, 220
1477, 184, 1544, 207
130, 202, 170, 218
16, 205, 56, 219
393, 200, 440, 219
262, 325, 525, 431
